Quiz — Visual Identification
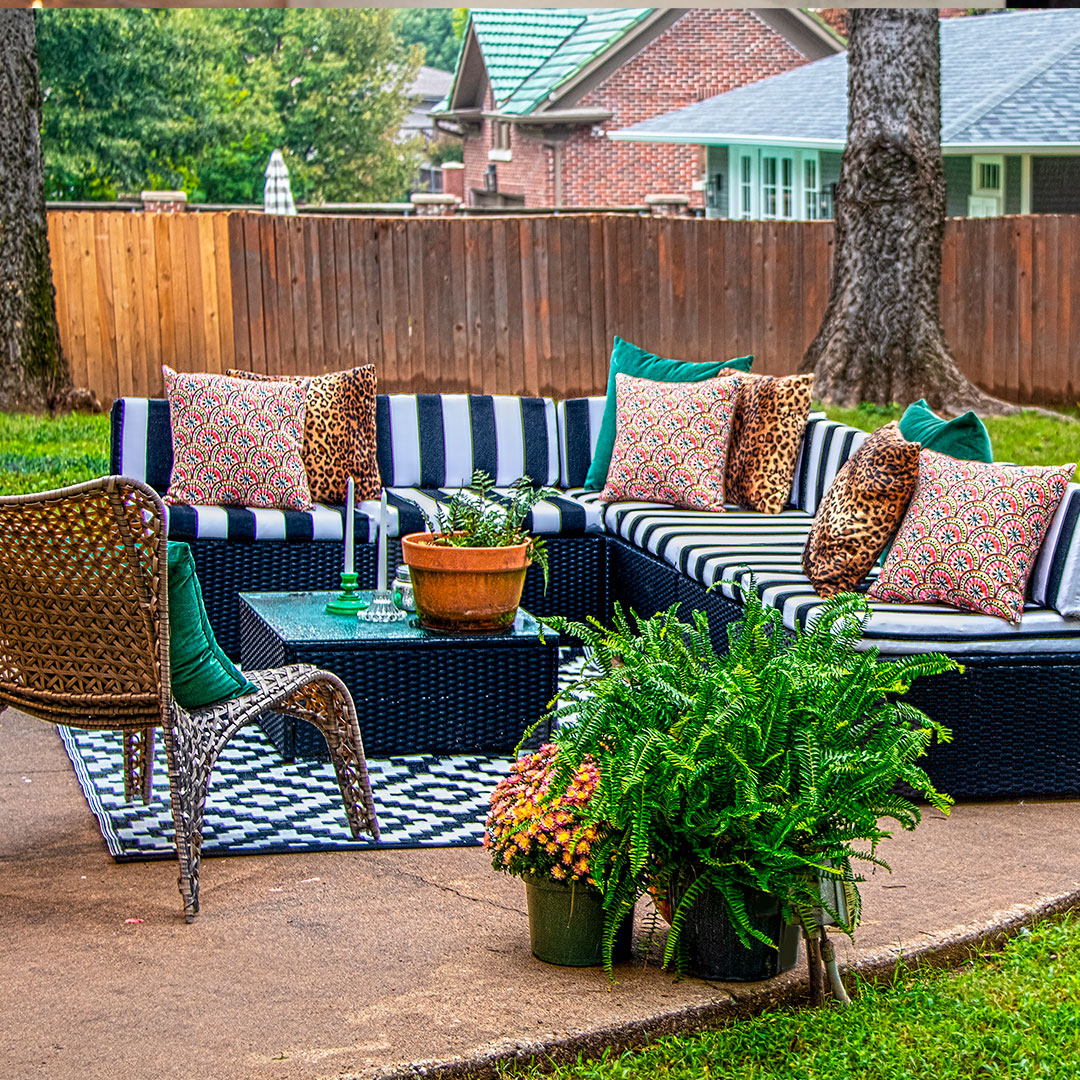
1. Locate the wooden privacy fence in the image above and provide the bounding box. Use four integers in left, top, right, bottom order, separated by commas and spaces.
47, 210, 1080, 405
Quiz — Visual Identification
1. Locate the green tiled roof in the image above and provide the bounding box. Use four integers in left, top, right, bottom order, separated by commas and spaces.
469, 8, 654, 114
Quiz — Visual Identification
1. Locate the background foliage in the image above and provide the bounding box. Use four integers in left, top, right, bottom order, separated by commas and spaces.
37, 8, 424, 204
392, 8, 465, 72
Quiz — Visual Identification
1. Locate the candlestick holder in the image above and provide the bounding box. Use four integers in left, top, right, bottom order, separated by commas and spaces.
357, 588, 408, 623
325, 572, 367, 615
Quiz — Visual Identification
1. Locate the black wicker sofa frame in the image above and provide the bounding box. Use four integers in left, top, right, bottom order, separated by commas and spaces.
110, 394, 1080, 801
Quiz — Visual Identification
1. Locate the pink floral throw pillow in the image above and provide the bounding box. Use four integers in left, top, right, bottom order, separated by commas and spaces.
599, 373, 742, 511
162, 366, 313, 510
869, 449, 1075, 623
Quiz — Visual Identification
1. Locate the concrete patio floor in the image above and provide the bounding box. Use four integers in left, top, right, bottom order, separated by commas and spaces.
3, 705, 1080, 1080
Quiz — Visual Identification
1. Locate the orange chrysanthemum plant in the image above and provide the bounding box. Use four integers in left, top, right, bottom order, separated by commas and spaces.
484, 743, 601, 885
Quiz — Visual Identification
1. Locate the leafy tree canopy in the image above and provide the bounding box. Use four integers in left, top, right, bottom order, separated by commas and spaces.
392, 7, 465, 73
37, 8, 422, 204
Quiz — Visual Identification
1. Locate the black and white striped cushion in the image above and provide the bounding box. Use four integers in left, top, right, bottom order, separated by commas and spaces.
111, 398, 174, 492
713, 565, 1080, 657
112, 394, 561, 494
1029, 482, 1080, 618
164, 503, 373, 544
384, 486, 603, 537
556, 397, 606, 488
375, 394, 559, 488
789, 416, 868, 515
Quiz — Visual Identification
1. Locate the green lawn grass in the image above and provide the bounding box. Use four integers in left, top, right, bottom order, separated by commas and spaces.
0, 412, 111, 496
504, 917, 1080, 1080
824, 403, 1080, 482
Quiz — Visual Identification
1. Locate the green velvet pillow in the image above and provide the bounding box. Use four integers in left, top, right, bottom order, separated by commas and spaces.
167, 541, 257, 710
898, 399, 993, 463
583, 337, 754, 491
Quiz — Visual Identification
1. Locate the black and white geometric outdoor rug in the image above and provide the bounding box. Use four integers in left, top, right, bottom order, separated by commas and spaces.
60, 651, 588, 862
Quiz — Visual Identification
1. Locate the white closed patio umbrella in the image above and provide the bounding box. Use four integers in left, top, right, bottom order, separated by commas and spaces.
263, 149, 297, 216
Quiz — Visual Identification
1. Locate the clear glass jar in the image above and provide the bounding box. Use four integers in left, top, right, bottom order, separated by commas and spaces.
391, 564, 415, 612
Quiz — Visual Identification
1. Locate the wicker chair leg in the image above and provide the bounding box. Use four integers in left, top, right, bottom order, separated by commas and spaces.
160, 708, 211, 921
122, 726, 156, 804
278, 673, 381, 842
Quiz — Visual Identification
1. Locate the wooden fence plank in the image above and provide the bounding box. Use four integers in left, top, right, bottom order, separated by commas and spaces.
45, 210, 1080, 408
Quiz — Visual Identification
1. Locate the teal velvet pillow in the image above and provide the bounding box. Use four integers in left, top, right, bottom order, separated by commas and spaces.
167, 541, 257, 710
898, 399, 993, 463
583, 337, 754, 491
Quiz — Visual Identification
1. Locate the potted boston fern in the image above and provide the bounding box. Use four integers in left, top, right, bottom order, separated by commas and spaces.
543, 586, 957, 995
401, 470, 557, 633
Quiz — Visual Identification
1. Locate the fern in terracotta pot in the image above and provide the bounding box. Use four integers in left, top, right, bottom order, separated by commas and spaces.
401, 470, 557, 634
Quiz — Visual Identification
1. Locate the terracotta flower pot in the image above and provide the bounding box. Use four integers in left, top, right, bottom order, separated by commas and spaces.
400, 532, 531, 634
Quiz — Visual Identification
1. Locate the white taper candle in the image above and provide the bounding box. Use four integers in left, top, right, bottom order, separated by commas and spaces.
377, 489, 388, 591
343, 476, 355, 576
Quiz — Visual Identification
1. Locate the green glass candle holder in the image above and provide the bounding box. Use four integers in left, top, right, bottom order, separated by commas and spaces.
325, 572, 367, 615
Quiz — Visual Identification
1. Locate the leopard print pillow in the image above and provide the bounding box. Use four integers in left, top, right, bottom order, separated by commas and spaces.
227, 366, 380, 503
725, 373, 814, 514
802, 422, 921, 598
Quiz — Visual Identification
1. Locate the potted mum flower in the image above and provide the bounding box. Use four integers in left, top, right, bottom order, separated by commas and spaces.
485, 743, 632, 967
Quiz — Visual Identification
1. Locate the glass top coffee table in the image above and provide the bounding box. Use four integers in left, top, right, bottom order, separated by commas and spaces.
239, 591, 559, 759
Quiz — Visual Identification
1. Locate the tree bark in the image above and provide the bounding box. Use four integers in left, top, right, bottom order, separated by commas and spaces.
801, 9, 1010, 415
0, 10, 69, 412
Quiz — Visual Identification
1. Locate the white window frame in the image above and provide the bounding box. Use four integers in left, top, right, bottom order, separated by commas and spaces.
730, 151, 757, 220
727, 146, 823, 221
760, 154, 779, 219
802, 153, 822, 220
972, 154, 1005, 197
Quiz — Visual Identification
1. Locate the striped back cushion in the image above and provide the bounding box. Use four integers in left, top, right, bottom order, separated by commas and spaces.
789, 416, 868, 515
1030, 481, 1080, 617
112, 394, 561, 496
110, 398, 174, 492
557, 396, 607, 488
375, 394, 558, 488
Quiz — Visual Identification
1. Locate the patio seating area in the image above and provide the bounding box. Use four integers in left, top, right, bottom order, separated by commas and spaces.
4, 703, 1080, 1080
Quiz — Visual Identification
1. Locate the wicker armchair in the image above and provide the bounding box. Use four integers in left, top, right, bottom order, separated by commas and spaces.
0, 477, 379, 920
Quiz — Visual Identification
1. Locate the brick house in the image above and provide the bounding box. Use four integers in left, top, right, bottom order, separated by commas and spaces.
431, 9, 844, 209
612, 9, 1080, 221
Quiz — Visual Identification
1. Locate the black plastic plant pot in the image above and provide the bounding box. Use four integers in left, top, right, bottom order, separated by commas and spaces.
523, 874, 634, 967
679, 885, 801, 981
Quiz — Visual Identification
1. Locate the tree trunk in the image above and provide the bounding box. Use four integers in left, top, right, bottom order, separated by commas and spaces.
0, 10, 69, 412
801, 9, 1009, 415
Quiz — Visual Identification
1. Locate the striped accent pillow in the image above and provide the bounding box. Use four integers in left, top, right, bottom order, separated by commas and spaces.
375, 394, 559, 488
557, 397, 606, 488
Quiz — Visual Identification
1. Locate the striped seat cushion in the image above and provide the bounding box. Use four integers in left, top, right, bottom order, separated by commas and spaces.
164, 502, 371, 544
713, 563, 1080, 657
605, 503, 1078, 656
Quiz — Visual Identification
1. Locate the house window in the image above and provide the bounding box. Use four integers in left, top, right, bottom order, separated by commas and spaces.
492, 120, 511, 152
978, 161, 1001, 192
804, 157, 820, 220
740, 155, 753, 218
761, 156, 778, 218
970, 154, 1005, 217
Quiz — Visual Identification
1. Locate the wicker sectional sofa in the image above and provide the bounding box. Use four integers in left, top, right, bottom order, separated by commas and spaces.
111, 392, 1080, 799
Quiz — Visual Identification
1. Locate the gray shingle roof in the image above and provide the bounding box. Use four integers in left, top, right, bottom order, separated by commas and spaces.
612, 10, 1080, 150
